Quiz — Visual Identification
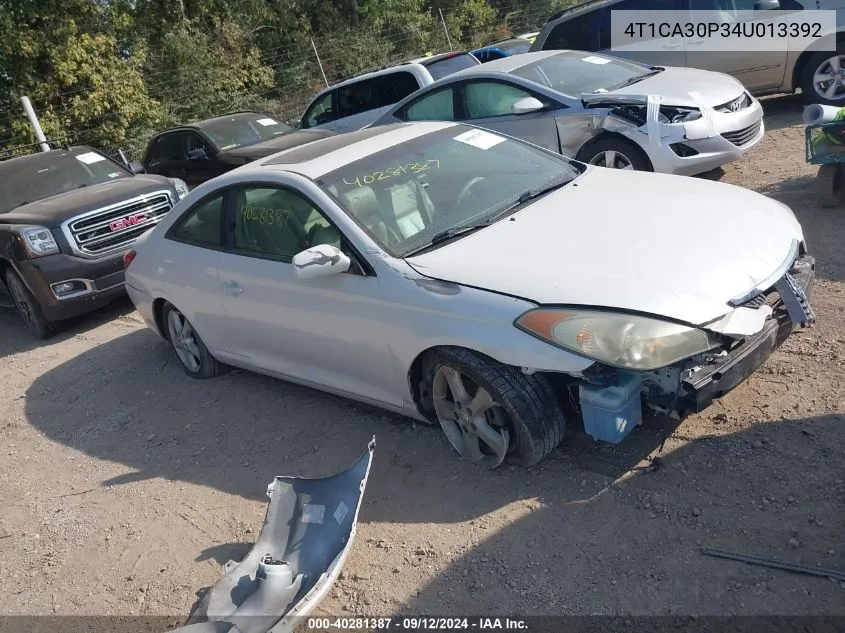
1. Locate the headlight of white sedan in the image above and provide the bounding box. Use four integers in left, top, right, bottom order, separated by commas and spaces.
170, 177, 190, 200
515, 308, 720, 371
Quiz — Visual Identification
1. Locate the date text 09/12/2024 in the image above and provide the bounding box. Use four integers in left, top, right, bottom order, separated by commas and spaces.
307, 617, 528, 630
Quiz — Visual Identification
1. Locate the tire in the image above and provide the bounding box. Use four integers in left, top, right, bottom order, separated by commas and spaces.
421, 347, 566, 467
5, 269, 54, 340
800, 52, 845, 106
814, 164, 845, 208
162, 302, 223, 379
578, 137, 652, 172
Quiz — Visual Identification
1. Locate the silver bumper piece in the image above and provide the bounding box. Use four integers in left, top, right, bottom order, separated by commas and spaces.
171, 438, 376, 633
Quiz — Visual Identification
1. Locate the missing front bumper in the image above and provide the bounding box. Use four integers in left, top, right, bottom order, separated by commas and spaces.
678, 254, 815, 414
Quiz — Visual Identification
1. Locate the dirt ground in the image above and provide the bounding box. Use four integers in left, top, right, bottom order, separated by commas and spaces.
1, 94, 843, 624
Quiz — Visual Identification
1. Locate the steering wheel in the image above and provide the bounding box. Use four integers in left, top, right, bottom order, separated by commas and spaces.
455, 177, 486, 210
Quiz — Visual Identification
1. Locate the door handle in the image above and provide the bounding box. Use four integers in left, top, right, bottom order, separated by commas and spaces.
688, 39, 705, 45
222, 281, 243, 296
662, 42, 682, 49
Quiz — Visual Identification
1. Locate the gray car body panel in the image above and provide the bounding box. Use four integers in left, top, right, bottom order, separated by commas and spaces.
171, 439, 375, 633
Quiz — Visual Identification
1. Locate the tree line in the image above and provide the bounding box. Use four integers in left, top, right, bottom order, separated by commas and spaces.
0, 0, 575, 157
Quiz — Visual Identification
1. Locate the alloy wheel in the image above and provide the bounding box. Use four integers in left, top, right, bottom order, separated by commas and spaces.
167, 309, 202, 372
588, 149, 634, 170
431, 365, 511, 468
813, 55, 845, 102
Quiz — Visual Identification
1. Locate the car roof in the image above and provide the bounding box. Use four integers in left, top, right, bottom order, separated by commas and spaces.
251, 121, 459, 179
475, 38, 533, 52
308, 51, 477, 99
451, 50, 568, 76
545, 0, 609, 24
150, 111, 275, 137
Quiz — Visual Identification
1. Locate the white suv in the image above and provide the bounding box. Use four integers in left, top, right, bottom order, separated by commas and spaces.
299, 52, 480, 134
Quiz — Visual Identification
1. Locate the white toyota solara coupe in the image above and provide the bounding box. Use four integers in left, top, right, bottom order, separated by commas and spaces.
124, 121, 815, 468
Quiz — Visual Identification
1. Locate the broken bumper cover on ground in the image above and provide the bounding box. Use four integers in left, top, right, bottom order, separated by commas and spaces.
679, 254, 815, 414
170, 438, 375, 633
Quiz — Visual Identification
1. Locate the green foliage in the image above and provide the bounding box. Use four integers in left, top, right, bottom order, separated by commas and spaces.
0, 0, 576, 155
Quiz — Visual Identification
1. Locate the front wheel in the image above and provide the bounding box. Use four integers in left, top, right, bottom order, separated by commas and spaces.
800, 52, 845, 106
162, 302, 223, 379
578, 137, 652, 172
421, 347, 566, 468
5, 269, 54, 339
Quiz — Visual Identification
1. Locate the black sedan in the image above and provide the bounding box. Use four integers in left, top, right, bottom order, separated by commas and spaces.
141, 111, 335, 187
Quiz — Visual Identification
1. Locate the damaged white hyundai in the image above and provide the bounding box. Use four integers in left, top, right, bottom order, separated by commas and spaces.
123, 122, 815, 469
372, 50, 764, 176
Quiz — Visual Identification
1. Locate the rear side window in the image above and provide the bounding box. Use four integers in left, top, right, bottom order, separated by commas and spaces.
541, 12, 602, 51
377, 71, 422, 107
423, 53, 480, 81
597, 0, 680, 48
169, 194, 224, 248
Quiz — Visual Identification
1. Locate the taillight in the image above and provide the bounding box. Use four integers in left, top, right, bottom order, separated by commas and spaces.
123, 249, 137, 269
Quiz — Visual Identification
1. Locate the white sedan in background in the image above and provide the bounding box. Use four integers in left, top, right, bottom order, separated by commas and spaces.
371, 50, 765, 176
124, 122, 814, 468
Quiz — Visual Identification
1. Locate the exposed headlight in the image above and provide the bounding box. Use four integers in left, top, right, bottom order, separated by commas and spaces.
170, 177, 190, 200
18, 226, 60, 258
659, 106, 702, 124
515, 308, 720, 371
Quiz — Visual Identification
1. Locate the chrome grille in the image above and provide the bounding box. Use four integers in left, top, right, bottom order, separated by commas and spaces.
63, 190, 172, 258
721, 121, 761, 147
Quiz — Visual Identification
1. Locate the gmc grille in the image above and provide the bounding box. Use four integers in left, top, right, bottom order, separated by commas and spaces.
721, 121, 761, 147
63, 191, 173, 258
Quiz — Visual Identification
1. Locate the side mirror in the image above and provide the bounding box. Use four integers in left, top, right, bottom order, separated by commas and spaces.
753, 0, 779, 9
187, 147, 209, 161
511, 97, 545, 115
292, 244, 351, 279
128, 160, 145, 174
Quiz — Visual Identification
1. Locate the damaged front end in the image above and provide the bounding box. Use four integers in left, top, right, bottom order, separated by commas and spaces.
171, 438, 375, 633
573, 252, 815, 444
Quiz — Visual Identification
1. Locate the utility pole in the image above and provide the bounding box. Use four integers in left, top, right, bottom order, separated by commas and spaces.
311, 39, 330, 88
439, 9, 454, 51
20, 96, 50, 152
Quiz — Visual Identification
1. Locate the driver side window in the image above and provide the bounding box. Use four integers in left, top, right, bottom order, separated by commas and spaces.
464, 81, 537, 119
230, 186, 342, 261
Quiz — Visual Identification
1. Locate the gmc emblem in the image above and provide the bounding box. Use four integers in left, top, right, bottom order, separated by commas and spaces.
110, 213, 149, 232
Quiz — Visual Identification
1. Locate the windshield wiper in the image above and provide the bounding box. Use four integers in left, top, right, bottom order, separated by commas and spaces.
405, 176, 571, 256
606, 69, 663, 91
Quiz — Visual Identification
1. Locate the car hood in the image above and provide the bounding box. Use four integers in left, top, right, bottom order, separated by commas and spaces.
217, 129, 336, 163
605, 66, 745, 108
0, 175, 175, 227
405, 168, 804, 326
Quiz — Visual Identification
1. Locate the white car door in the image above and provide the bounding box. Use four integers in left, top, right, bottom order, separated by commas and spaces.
215, 183, 402, 407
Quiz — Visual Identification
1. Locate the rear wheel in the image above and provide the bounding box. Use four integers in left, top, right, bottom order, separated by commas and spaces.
579, 137, 652, 172
5, 269, 54, 339
163, 302, 223, 379
421, 347, 566, 468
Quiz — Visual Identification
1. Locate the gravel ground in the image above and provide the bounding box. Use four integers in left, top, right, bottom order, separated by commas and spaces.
0, 94, 843, 623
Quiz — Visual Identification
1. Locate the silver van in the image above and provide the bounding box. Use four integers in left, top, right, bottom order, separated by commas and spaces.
299, 52, 481, 134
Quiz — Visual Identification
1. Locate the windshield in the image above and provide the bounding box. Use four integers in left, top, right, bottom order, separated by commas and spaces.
318, 125, 582, 257
424, 53, 481, 81
200, 114, 294, 151
0, 149, 130, 214
510, 51, 656, 95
